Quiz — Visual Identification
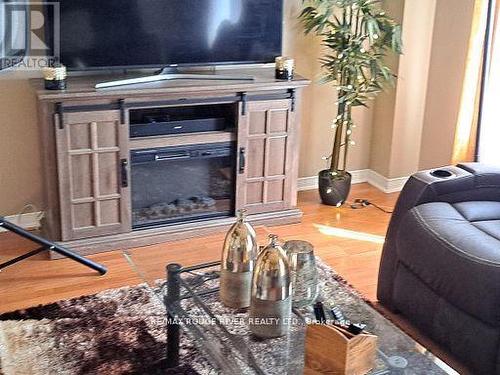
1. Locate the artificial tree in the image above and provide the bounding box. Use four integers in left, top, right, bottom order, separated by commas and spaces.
300, 0, 402, 206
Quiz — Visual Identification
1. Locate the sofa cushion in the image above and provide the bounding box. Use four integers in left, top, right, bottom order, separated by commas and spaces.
473, 221, 500, 241
453, 201, 500, 223
397, 201, 500, 326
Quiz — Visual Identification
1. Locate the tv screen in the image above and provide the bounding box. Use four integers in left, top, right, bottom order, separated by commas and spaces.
56, 0, 283, 70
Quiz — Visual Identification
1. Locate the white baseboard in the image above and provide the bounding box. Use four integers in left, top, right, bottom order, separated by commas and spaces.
366, 170, 409, 193
298, 169, 409, 194
297, 176, 319, 191
0, 212, 43, 232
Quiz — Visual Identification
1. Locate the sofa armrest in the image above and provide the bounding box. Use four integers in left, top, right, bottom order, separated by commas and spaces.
401, 165, 473, 207
458, 163, 500, 188
458, 162, 500, 174
405, 163, 500, 211
377, 163, 500, 306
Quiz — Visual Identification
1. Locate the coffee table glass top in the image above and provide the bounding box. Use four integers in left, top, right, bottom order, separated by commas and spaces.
123, 251, 459, 375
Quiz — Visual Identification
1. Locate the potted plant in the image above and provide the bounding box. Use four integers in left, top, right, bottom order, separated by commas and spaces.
300, 0, 402, 206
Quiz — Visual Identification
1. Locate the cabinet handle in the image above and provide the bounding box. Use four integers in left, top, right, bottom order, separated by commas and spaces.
240, 92, 247, 115
120, 159, 129, 188
289, 88, 296, 112
55, 102, 64, 129
239, 147, 246, 174
119, 99, 126, 124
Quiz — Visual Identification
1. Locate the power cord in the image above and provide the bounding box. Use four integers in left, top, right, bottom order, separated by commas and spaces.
349, 199, 394, 214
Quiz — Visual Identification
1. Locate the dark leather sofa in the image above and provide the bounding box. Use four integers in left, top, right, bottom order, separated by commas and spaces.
378, 163, 500, 374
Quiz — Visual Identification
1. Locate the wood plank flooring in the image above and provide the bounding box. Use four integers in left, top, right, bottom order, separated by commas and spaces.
0, 183, 398, 314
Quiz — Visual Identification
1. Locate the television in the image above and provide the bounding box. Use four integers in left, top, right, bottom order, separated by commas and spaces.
56, 0, 283, 71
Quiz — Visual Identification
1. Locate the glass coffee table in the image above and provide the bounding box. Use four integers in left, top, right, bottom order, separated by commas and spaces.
124, 252, 459, 375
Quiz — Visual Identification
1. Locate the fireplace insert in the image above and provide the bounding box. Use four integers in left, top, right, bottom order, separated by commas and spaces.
130, 142, 235, 229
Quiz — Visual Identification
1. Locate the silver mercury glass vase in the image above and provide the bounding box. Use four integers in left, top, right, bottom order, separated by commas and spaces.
249, 234, 292, 338
220, 209, 257, 308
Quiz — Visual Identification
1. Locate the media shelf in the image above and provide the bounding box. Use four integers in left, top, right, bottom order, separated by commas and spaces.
129, 103, 236, 138
31, 67, 310, 256
129, 131, 236, 150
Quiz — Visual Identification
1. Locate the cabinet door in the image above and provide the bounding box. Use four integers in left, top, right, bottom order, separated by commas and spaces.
236, 99, 295, 214
55, 110, 131, 241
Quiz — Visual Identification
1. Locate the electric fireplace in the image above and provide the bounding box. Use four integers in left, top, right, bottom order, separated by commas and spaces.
131, 142, 235, 229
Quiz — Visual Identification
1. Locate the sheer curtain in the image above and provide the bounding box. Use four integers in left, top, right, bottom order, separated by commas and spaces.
479, 1, 500, 165
452, 0, 489, 164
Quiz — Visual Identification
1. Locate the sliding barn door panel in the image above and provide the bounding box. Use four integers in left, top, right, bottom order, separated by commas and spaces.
55, 110, 131, 240
236, 100, 295, 214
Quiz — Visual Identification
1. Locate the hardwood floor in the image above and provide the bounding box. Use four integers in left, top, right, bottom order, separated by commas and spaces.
0, 183, 398, 314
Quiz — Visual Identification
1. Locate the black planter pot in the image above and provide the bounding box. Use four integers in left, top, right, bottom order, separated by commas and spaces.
318, 169, 352, 206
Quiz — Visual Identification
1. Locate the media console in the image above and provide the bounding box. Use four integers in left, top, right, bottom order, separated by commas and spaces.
32, 68, 310, 256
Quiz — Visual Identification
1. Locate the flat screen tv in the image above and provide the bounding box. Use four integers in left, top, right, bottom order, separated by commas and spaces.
56, 0, 283, 71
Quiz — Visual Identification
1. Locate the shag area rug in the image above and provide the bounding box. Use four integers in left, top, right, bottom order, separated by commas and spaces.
0, 258, 446, 375
0, 283, 201, 375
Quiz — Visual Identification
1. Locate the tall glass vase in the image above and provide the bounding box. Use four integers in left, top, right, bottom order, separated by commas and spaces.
283, 240, 318, 308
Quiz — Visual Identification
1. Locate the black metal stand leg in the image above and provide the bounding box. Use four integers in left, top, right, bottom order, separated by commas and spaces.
0, 217, 107, 275
0, 246, 46, 270
49, 246, 107, 275
165, 263, 182, 368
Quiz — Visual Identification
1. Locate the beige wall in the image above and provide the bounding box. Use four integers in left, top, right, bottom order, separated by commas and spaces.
370, 0, 475, 178
388, 0, 437, 178
0, 75, 43, 215
371, 0, 439, 179
418, 0, 475, 170
370, 0, 405, 177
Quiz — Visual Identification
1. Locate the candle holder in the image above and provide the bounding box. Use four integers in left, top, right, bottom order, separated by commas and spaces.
275, 56, 295, 80
42, 64, 67, 90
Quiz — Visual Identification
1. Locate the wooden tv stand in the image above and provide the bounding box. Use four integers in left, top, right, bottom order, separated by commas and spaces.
32, 68, 310, 256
